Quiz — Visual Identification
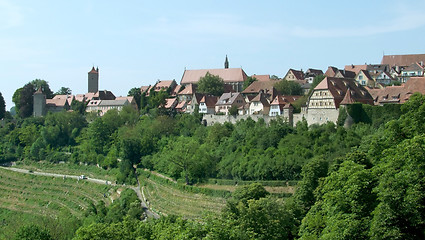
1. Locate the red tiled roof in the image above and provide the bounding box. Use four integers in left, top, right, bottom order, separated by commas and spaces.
325, 66, 339, 77
181, 68, 247, 84
369, 77, 425, 105
340, 88, 356, 105
344, 64, 367, 74
251, 74, 271, 82
178, 84, 196, 95
140, 85, 151, 94
200, 95, 218, 107
88, 67, 98, 74
381, 54, 425, 68
46, 98, 68, 107
242, 80, 278, 95
314, 77, 374, 107
164, 98, 178, 109
155, 80, 176, 90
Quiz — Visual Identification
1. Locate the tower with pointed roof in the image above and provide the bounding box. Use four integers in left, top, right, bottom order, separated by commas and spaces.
33, 88, 46, 117
224, 55, 229, 69
88, 66, 99, 93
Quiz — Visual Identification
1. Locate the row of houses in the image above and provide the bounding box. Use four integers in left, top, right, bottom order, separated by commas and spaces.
33, 54, 425, 126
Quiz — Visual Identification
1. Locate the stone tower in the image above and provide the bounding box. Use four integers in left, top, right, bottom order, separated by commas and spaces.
88, 66, 99, 93
224, 55, 229, 69
33, 87, 46, 117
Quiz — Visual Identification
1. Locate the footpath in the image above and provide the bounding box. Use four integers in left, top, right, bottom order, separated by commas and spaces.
0, 166, 160, 219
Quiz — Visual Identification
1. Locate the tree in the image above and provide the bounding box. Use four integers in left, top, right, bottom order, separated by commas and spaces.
197, 72, 224, 96
128, 87, 142, 110
16, 83, 35, 118
12, 80, 53, 118
31, 79, 54, 98
228, 105, 238, 116
14, 224, 53, 240
54, 87, 71, 95
274, 80, 303, 95
309, 75, 325, 93
242, 76, 257, 90
0, 91, 5, 119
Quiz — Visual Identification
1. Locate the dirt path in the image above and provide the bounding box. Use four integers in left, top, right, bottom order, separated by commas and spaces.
0, 166, 159, 219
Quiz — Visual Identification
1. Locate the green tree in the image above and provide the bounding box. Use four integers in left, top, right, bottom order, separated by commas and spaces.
197, 72, 224, 96
31, 79, 54, 98
242, 76, 257, 90
16, 83, 35, 118
370, 135, 425, 240
228, 105, 238, 116
71, 99, 87, 114
54, 87, 71, 95
274, 80, 303, 95
14, 224, 53, 240
0, 91, 5, 119
128, 87, 142, 110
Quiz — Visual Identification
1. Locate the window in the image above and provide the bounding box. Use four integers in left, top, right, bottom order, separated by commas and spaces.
359, 75, 363, 80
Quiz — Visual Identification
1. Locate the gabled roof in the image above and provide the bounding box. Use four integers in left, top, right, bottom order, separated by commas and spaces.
140, 85, 151, 94
340, 88, 356, 105
251, 92, 270, 107
216, 92, 243, 106
313, 77, 374, 107
403, 62, 424, 72
306, 68, 324, 76
154, 80, 176, 90
99, 99, 129, 106
164, 98, 178, 109
171, 85, 182, 96
368, 77, 425, 104
181, 68, 248, 84
366, 64, 390, 73
251, 74, 271, 81
175, 100, 187, 110
286, 69, 305, 81
242, 80, 278, 95
46, 98, 69, 108
200, 95, 219, 107
381, 54, 425, 68
325, 66, 339, 77
337, 69, 356, 78
271, 95, 287, 105
358, 70, 373, 80
53, 94, 74, 105
94, 90, 115, 100
344, 64, 367, 74
178, 84, 196, 95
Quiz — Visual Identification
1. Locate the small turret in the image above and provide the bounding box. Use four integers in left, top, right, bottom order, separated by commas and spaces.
224, 55, 229, 69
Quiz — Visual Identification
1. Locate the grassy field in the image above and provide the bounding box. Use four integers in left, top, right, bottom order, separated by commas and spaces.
13, 161, 119, 182
0, 167, 115, 218
141, 176, 227, 219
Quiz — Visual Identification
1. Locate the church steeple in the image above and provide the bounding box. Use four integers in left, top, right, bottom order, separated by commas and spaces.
224, 55, 229, 69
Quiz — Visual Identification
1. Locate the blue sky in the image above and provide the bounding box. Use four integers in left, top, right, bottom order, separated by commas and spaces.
1, 0, 425, 109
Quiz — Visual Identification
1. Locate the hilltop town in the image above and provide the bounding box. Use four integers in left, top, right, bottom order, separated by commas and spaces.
32, 53, 425, 126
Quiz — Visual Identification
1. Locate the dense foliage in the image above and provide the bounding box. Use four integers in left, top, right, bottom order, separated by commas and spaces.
2, 78, 425, 239
197, 72, 225, 96
274, 79, 303, 95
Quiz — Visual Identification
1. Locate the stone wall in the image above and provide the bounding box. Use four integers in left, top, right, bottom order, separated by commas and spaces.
202, 114, 292, 126
203, 108, 340, 127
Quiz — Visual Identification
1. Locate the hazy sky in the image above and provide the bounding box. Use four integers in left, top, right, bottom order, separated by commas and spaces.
1, 0, 425, 109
